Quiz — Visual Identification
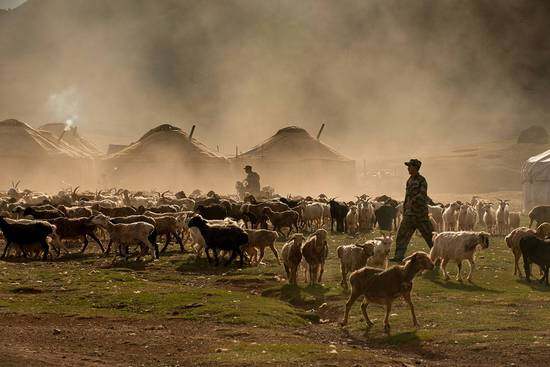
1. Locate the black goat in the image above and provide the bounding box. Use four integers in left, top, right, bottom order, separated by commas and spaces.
520, 235, 550, 286
375, 205, 398, 231
187, 215, 248, 267
329, 199, 349, 233
23, 207, 65, 220
0, 217, 55, 260
195, 204, 228, 220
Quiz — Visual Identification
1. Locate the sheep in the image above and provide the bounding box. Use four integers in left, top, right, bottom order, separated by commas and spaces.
430, 231, 490, 282
300, 229, 329, 285
187, 215, 248, 267
341, 251, 434, 333
442, 202, 460, 231
495, 199, 510, 235
244, 229, 279, 264
365, 233, 393, 269
91, 214, 158, 260
262, 207, 299, 237
345, 206, 359, 235
529, 206, 550, 228
519, 235, 550, 286
0, 216, 55, 260
47, 217, 104, 254
337, 243, 374, 289
482, 203, 496, 235
509, 212, 521, 231
57, 205, 93, 219
505, 227, 537, 277
281, 233, 305, 285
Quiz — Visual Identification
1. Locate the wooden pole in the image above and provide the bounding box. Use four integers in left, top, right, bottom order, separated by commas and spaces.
316, 123, 325, 140
189, 125, 196, 139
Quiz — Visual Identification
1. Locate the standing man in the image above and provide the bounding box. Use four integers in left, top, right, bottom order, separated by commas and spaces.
243, 165, 261, 197
390, 159, 434, 262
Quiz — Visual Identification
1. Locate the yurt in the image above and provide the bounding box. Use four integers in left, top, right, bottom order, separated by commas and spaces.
522, 149, 550, 213
101, 124, 231, 191
233, 126, 355, 195
0, 119, 93, 191
38, 122, 102, 158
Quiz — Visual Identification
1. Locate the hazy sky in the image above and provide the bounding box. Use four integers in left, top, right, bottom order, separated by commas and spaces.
0, 0, 25, 9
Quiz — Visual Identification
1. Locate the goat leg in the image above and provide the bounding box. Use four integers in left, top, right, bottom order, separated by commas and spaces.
341, 291, 361, 326
403, 292, 419, 327
88, 232, 105, 253
360, 298, 374, 327
383, 301, 392, 334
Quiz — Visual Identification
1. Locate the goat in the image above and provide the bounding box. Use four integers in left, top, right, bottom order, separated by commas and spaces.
337, 243, 374, 289
528, 206, 550, 228
195, 204, 228, 220
508, 212, 521, 231
520, 235, 550, 286
92, 204, 137, 217
262, 207, 299, 237
47, 217, 104, 254
57, 205, 93, 219
505, 227, 537, 277
365, 234, 394, 269
187, 215, 248, 267
430, 231, 490, 282
0, 217, 55, 260
91, 214, 158, 260
482, 203, 496, 235
328, 199, 349, 233
345, 206, 359, 235
244, 229, 279, 264
495, 199, 510, 235
341, 252, 434, 333
23, 207, 64, 220
281, 234, 304, 285
442, 202, 460, 231
301, 229, 328, 285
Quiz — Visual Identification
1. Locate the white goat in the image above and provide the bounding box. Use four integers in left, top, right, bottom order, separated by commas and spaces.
337, 243, 374, 289
483, 204, 496, 235
365, 233, 393, 269
430, 231, 490, 282
443, 202, 460, 232
495, 199, 510, 235
345, 206, 359, 234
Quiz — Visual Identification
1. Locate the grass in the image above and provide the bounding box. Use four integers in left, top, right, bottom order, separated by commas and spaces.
1, 214, 549, 360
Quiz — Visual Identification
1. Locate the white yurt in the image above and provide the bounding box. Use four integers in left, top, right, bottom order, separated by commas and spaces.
522, 149, 550, 213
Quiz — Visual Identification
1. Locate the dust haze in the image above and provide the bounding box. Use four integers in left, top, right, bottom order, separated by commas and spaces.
1, 0, 549, 195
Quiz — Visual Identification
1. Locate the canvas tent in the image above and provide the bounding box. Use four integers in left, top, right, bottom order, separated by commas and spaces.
233, 126, 355, 194
0, 119, 93, 190
39, 123, 102, 158
522, 149, 550, 212
101, 124, 231, 191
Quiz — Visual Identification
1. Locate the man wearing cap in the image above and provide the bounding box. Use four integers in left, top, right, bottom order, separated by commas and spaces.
390, 159, 434, 262
243, 165, 261, 196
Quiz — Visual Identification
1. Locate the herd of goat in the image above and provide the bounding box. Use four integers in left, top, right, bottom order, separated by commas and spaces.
2, 184, 550, 333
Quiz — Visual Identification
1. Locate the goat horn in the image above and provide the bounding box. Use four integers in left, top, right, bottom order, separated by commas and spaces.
161, 190, 169, 198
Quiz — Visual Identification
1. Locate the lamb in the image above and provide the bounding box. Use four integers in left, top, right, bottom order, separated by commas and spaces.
91, 214, 158, 260
281, 233, 305, 285
442, 202, 460, 231
341, 252, 434, 333
345, 206, 359, 235
519, 234, 550, 286
301, 229, 329, 285
495, 199, 510, 235
365, 234, 394, 269
0, 216, 56, 260
187, 215, 248, 267
430, 231, 490, 282
244, 229, 279, 264
505, 227, 537, 277
337, 243, 374, 289
528, 205, 550, 228
262, 207, 299, 237
47, 216, 104, 254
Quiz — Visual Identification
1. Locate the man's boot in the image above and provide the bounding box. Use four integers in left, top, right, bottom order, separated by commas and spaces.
389, 246, 406, 263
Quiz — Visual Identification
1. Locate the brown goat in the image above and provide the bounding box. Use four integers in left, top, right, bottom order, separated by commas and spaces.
263, 207, 299, 237
281, 233, 304, 285
341, 251, 434, 334
301, 229, 328, 285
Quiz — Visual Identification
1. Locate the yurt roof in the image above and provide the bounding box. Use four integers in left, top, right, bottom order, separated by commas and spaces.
238, 126, 353, 162
38, 122, 102, 158
0, 119, 87, 159
106, 124, 226, 163
522, 149, 550, 182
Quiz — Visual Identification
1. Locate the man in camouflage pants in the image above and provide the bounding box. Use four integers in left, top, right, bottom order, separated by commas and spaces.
390, 159, 434, 262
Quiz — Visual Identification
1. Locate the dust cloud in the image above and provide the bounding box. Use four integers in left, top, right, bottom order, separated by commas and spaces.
0, 0, 549, 195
